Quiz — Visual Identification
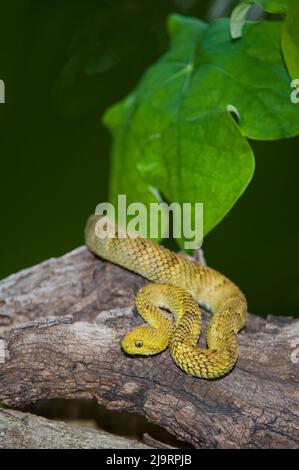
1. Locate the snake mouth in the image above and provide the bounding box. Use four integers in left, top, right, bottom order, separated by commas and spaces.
121, 348, 160, 357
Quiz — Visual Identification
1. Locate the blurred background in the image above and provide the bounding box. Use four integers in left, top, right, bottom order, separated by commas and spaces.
0, 0, 298, 317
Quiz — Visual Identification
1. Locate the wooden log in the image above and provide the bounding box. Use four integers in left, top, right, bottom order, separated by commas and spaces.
0, 246, 298, 448
0, 408, 152, 449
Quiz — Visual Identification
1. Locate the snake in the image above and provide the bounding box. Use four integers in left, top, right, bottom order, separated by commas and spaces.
85, 214, 247, 379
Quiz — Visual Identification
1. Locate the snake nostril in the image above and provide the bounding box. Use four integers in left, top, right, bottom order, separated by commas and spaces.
135, 340, 143, 348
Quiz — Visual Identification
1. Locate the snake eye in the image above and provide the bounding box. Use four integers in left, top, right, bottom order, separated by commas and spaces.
135, 340, 143, 348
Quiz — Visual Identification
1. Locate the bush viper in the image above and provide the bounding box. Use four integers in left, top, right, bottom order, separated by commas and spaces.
85, 214, 247, 379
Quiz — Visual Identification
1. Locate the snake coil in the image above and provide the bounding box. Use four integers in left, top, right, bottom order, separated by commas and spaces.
85, 214, 247, 379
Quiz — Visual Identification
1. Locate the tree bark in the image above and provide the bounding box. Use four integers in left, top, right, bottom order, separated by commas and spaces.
0, 246, 298, 448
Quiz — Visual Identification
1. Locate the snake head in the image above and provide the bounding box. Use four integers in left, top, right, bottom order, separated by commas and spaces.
121, 326, 169, 356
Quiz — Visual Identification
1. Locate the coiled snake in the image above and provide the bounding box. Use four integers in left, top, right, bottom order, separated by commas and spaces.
85, 214, 247, 379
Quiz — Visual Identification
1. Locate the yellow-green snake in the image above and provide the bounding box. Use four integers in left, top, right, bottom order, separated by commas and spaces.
85, 214, 247, 379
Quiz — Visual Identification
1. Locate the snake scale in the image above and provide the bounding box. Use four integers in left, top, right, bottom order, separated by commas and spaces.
85, 214, 247, 379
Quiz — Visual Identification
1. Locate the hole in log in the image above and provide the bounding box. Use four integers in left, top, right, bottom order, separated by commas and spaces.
22, 398, 194, 448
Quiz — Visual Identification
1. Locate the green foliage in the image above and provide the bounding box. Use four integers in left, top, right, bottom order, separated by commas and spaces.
231, 0, 299, 79
104, 13, 299, 246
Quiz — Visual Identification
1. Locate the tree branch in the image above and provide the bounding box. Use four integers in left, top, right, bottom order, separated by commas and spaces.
0, 246, 298, 448
0, 408, 152, 449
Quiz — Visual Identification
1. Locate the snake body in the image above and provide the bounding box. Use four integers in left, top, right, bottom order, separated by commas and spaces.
85, 214, 247, 379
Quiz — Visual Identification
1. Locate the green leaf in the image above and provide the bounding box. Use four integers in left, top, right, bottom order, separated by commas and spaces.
104, 14, 299, 247
231, 0, 299, 79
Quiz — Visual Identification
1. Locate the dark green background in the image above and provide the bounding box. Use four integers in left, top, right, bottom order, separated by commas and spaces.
0, 0, 298, 317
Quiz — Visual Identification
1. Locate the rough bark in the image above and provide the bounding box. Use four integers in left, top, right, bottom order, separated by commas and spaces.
0, 246, 298, 448
0, 408, 152, 449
